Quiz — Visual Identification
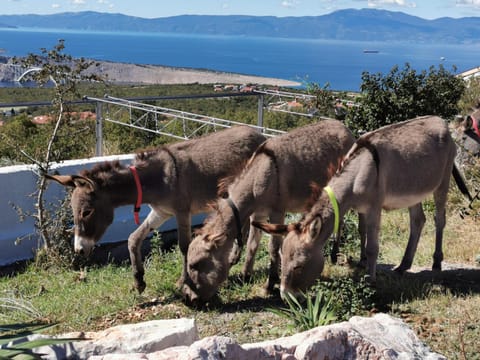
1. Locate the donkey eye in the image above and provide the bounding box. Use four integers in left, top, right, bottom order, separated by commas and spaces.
190, 261, 202, 271
81, 209, 93, 218
293, 265, 303, 274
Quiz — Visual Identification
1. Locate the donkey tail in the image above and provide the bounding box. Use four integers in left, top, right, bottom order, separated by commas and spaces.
452, 164, 473, 201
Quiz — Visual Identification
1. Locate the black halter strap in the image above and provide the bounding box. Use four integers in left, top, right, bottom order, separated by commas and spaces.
226, 197, 243, 247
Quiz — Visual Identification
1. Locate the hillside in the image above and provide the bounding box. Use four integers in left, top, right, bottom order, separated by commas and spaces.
1, 9, 479, 43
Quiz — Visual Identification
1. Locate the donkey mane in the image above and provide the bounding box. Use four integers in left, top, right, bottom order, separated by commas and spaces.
134, 146, 177, 170
304, 182, 323, 211
216, 157, 250, 197
196, 201, 227, 241
337, 135, 380, 175
80, 160, 125, 183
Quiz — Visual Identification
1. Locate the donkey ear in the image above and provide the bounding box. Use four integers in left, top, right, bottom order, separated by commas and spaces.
251, 221, 296, 235
465, 115, 474, 130
45, 174, 77, 188
71, 175, 96, 191
45, 174, 95, 191
306, 217, 322, 243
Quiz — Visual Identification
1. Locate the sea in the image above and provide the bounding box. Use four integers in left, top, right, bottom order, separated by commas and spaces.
1, 27, 479, 91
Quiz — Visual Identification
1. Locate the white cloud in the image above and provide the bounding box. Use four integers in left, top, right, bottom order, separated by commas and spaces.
281, 0, 300, 9
71, 0, 86, 4
367, 0, 416, 8
456, 0, 480, 7
51, 3, 61, 9
97, 0, 114, 8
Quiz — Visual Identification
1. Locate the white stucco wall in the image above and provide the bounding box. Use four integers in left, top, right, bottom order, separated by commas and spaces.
0, 155, 203, 266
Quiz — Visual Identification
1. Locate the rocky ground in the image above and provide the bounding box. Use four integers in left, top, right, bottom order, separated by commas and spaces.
24, 314, 447, 359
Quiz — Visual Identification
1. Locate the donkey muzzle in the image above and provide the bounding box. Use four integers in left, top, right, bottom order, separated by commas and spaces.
74, 235, 95, 256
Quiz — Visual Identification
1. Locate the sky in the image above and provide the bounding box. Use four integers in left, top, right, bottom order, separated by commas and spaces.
2, 0, 480, 19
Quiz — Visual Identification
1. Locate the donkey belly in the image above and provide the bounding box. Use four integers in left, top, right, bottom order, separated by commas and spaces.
383, 191, 432, 210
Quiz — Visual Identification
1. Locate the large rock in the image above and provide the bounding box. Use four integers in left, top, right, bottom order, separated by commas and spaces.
28, 318, 198, 360
23, 314, 445, 359
181, 314, 445, 359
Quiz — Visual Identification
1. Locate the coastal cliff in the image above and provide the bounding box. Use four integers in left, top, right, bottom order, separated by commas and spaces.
0, 57, 300, 87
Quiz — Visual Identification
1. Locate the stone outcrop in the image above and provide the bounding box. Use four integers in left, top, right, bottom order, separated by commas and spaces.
20, 313, 446, 359
29, 318, 198, 360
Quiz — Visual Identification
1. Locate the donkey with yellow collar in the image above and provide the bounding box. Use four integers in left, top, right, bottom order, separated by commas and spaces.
253, 116, 472, 295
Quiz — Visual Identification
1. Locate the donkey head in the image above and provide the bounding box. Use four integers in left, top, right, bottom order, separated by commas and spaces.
252, 216, 328, 295
186, 230, 231, 301
45, 174, 115, 256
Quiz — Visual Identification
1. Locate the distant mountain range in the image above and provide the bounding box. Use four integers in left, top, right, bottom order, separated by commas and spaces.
1, 9, 479, 43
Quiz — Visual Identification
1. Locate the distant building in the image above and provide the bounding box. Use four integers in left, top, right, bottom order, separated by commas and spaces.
459, 67, 480, 81
32, 111, 96, 125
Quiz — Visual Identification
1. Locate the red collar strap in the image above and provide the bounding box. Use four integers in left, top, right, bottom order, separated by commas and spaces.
129, 166, 142, 225
471, 115, 480, 138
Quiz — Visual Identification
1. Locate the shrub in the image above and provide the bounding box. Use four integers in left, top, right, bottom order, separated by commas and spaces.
347, 63, 465, 135
315, 276, 376, 321
268, 289, 337, 331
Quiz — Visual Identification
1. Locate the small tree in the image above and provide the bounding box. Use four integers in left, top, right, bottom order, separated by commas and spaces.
306, 82, 336, 117
347, 63, 466, 135
10, 40, 102, 251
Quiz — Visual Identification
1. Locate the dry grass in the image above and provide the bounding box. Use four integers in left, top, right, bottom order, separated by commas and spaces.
364, 192, 480, 360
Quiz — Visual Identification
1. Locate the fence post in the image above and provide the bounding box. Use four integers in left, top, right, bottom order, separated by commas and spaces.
95, 102, 103, 156
257, 94, 264, 129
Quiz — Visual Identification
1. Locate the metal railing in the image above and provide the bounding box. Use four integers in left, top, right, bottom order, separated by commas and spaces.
2, 88, 325, 156
83, 89, 320, 156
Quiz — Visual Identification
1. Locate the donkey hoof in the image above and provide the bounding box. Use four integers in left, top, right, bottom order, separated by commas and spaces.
261, 286, 279, 298
132, 283, 146, 294
133, 271, 146, 293
330, 253, 338, 264
241, 273, 253, 284
263, 281, 280, 297
134, 280, 146, 294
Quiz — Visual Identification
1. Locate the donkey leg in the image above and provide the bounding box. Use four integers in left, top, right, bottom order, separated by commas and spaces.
241, 214, 266, 282
358, 213, 368, 268
364, 211, 381, 284
128, 208, 169, 293
265, 211, 285, 293
176, 212, 192, 289
228, 218, 251, 267
395, 203, 426, 273
432, 187, 448, 270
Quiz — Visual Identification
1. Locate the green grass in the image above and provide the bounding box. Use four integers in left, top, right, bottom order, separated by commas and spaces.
0, 196, 479, 359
